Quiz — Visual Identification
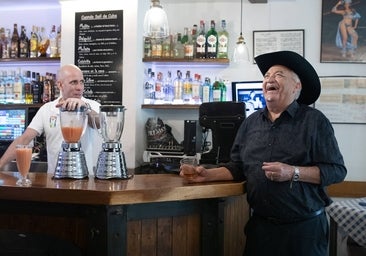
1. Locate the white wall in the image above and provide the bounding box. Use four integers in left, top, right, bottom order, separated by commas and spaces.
58, 0, 365, 180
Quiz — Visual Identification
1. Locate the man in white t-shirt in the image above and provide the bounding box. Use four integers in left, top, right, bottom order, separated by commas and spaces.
0, 64, 101, 174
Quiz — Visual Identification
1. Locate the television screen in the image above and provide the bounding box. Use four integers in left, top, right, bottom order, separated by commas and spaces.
232, 81, 265, 116
0, 109, 27, 141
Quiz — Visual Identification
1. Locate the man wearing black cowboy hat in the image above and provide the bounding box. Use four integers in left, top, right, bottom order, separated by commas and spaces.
180, 51, 347, 256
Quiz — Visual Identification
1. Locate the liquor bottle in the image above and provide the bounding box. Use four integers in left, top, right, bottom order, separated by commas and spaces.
183, 70, 192, 102
183, 28, 194, 59
13, 69, 24, 103
19, 25, 29, 58
163, 70, 174, 103
161, 35, 171, 58
195, 20, 206, 58
5, 71, 14, 104
173, 70, 183, 103
202, 77, 211, 103
191, 73, 201, 104
24, 71, 33, 104
49, 25, 58, 58
205, 20, 218, 58
10, 23, 20, 58
56, 26, 62, 57
31, 72, 40, 103
151, 38, 162, 58
42, 72, 51, 103
173, 33, 184, 58
155, 71, 164, 103
144, 69, 155, 104
0, 28, 11, 59
220, 79, 227, 101
191, 24, 198, 58
29, 26, 39, 58
0, 71, 6, 104
212, 79, 221, 102
217, 20, 229, 59
39, 27, 49, 57
143, 37, 152, 58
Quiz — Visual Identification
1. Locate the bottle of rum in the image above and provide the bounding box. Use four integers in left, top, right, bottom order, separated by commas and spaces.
195, 20, 206, 58
19, 25, 29, 58
205, 20, 218, 58
24, 71, 33, 104
56, 26, 62, 57
49, 25, 58, 58
217, 20, 229, 59
30, 26, 39, 58
39, 27, 49, 57
10, 23, 20, 58
0, 28, 11, 58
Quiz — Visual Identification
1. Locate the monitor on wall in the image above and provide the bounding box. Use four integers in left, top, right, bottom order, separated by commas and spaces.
232, 81, 265, 117
0, 109, 27, 142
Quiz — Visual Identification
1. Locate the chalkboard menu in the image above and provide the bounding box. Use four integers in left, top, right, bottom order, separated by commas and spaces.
75, 10, 123, 104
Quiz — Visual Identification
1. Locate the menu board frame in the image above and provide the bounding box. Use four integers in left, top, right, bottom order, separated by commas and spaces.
253, 29, 305, 63
74, 10, 123, 105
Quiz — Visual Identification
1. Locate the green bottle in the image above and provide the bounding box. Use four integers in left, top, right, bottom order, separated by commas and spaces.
205, 20, 218, 58
217, 20, 229, 59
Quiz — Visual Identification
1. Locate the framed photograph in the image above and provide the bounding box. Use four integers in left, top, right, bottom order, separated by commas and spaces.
253, 29, 304, 62
321, 0, 366, 63
232, 81, 265, 117
315, 76, 366, 124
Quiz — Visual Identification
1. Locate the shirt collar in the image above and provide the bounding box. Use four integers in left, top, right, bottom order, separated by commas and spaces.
262, 100, 299, 120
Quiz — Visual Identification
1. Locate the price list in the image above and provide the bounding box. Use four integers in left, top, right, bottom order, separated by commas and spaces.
75, 10, 123, 104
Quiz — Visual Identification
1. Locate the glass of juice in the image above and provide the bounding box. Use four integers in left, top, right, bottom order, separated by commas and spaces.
15, 144, 33, 187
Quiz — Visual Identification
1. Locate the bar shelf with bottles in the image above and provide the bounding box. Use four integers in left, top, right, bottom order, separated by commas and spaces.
0, 57, 60, 64
142, 57, 229, 65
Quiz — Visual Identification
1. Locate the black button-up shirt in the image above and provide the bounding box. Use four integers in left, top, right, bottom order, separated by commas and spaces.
222, 101, 347, 220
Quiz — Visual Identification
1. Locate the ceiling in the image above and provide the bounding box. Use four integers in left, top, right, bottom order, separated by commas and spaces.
0, 0, 60, 9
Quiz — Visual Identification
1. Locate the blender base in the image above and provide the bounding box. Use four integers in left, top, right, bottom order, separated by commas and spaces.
95, 150, 131, 179
54, 151, 89, 179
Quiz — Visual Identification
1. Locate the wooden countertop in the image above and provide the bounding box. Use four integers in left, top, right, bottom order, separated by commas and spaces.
0, 172, 245, 206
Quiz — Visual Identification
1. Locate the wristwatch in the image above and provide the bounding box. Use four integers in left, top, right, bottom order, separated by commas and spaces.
292, 166, 300, 182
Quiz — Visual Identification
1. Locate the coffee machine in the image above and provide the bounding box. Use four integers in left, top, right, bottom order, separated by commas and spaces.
54, 106, 89, 179
94, 105, 130, 179
199, 102, 246, 165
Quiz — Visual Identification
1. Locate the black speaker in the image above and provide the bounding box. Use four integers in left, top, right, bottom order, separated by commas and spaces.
183, 120, 202, 156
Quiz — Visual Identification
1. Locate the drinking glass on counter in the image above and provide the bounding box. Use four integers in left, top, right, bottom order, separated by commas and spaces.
180, 157, 198, 178
15, 144, 33, 187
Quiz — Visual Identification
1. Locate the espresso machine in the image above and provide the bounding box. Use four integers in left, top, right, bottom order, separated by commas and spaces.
54, 106, 89, 179
94, 105, 130, 179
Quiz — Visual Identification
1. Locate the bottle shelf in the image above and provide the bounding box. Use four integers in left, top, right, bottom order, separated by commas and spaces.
0, 57, 60, 64
142, 57, 229, 65
142, 104, 200, 109
0, 103, 44, 108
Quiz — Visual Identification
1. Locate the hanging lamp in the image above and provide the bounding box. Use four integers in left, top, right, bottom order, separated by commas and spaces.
143, 0, 169, 38
233, 0, 250, 63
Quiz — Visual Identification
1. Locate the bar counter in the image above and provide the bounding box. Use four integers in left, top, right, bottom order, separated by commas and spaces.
0, 171, 248, 256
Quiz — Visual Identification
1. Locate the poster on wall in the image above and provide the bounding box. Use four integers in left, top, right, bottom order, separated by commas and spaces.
321, 0, 366, 63
315, 76, 366, 124
75, 10, 123, 104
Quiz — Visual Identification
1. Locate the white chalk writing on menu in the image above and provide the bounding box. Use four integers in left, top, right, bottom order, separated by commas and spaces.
75, 10, 123, 104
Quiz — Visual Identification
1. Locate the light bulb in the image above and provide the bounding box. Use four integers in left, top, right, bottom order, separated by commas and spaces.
143, 1, 169, 38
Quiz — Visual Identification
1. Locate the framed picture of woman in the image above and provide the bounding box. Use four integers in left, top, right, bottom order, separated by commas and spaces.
321, 0, 366, 63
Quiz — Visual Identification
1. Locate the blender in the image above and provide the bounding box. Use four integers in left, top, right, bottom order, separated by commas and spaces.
54, 106, 89, 179
94, 105, 130, 179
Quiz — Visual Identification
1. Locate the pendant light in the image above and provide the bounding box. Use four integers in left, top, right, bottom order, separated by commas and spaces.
233, 0, 250, 63
143, 0, 169, 38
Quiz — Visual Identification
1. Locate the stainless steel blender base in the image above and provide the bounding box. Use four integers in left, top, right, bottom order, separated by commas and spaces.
54, 151, 89, 179
95, 150, 130, 179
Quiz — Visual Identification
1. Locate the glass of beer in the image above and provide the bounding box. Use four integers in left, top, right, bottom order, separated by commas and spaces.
180, 157, 198, 178
15, 144, 33, 187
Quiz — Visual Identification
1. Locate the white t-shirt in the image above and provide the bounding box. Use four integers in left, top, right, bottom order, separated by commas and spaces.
28, 97, 101, 174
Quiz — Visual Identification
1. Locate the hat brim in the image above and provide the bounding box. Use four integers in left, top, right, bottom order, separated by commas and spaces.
254, 51, 321, 105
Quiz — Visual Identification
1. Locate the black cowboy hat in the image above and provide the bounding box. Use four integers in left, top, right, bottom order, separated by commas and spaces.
254, 51, 321, 105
